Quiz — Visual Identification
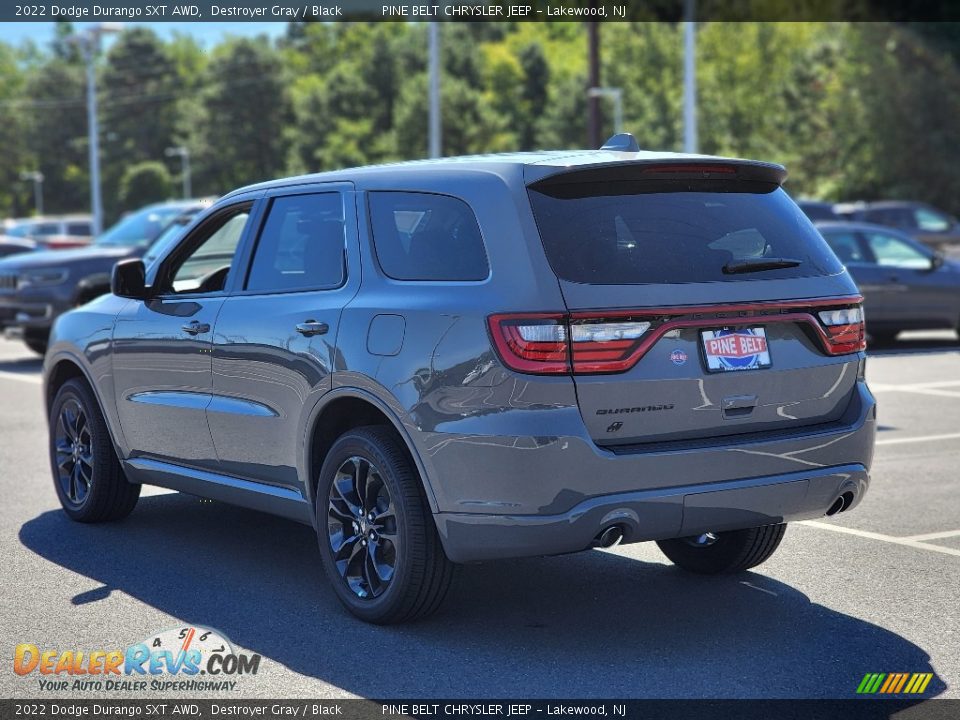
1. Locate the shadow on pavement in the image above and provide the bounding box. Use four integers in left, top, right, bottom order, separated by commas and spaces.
19, 494, 945, 699
0, 355, 43, 375
867, 336, 959, 357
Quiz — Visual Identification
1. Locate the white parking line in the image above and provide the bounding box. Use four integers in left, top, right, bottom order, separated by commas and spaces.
902, 529, 960, 542
870, 380, 960, 392
0, 370, 41, 385
801, 520, 960, 558
875, 432, 960, 446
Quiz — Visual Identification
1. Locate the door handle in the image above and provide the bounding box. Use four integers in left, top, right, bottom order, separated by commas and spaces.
296, 320, 329, 337
181, 320, 210, 335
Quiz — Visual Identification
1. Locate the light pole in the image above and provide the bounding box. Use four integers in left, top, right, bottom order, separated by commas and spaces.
428, 22, 441, 158
71, 23, 123, 237
165, 146, 192, 199
20, 172, 44, 216
683, 0, 698, 154
588, 87, 624, 136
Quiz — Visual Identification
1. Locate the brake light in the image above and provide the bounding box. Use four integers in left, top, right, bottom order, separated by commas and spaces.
488, 314, 652, 375
817, 306, 866, 355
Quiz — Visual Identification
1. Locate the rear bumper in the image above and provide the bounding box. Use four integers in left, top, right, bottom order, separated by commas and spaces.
436, 463, 867, 562
428, 380, 875, 562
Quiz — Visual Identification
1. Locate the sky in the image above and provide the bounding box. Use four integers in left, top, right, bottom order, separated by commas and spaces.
0, 22, 289, 49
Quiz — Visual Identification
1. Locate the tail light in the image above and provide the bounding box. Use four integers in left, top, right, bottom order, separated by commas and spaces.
489, 314, 652, 375
490, 298, 865, 376
817, 306, 866, 355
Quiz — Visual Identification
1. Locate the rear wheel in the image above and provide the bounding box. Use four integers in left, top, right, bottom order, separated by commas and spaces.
315, 426, 454, 624
49, 379, 140, 522
656, 524, 787, 575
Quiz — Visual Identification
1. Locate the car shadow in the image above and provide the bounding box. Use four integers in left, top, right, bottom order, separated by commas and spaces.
867, 335, 959, 357
19, 495, 945, 699
0, 355, 43, 375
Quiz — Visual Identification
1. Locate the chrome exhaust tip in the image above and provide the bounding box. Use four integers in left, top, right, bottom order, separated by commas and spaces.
593, 525, 625, 549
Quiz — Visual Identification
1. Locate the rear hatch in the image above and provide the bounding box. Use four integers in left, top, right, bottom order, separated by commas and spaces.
514, 161, 865, 447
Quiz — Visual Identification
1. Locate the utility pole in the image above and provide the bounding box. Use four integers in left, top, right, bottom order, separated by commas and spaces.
72, 23, 123, 237
587, 21, 601, 148
20, 172, 44, 215
165, 146, 192, 199
683, 0, 698, 154
428, 22, 441, 159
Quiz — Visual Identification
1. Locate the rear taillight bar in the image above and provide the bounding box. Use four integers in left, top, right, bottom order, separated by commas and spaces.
489, 296, 865, 376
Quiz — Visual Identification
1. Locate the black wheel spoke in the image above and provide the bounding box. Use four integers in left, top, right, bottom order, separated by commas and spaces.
327, 454, 399, 600
54, 399, 93, 508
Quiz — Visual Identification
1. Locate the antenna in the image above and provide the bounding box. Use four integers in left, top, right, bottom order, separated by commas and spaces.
600, 133, 640, 153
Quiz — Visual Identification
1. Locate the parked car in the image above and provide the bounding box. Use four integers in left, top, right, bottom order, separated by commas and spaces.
816, 221, 960, 343
0, 201, 208, 353
834, 201, 960, 250
796, 199, 843, 222
44, 139, 876, 624
0, 235, 37, 259
4, 215, 93, 250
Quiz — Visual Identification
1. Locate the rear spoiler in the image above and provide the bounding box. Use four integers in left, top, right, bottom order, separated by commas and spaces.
526, 158, 787, 189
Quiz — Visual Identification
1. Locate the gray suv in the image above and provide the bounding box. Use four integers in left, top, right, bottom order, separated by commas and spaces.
43, 140, 876, 623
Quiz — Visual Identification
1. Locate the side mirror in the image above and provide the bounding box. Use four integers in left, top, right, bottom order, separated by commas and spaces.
931, 253, 945, 271
111, 259, 148, 299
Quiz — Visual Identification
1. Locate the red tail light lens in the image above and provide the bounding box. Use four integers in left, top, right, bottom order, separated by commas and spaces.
488, 314, 569, 374
817, 306, 866, 355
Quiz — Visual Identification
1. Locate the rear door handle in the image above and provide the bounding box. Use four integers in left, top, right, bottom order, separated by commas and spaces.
181, 320, 210, 335
296, 320, 329, 337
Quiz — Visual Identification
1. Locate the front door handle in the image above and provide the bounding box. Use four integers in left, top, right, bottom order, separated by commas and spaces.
181, 320, 210, 335
296, 320, 329, 337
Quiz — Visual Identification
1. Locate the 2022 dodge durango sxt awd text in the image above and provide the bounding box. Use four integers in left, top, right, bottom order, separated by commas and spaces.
43, 137, 876, 624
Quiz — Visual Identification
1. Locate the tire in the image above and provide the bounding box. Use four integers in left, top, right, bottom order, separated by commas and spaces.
49, 378, 140, 523
656, 524, 787, 575
24, 337, 47, 355
315, 426, 454, 624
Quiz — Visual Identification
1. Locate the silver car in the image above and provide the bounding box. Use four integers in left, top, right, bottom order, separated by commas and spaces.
43, 139, 876, 623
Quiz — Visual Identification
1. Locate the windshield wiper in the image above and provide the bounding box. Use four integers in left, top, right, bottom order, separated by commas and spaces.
722, 257, 803, 275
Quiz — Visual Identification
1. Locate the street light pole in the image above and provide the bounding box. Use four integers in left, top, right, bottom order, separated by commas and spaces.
683, 0, 698, 154
588, 87, 623, 136
20, 172, 44, 216
165, 146, 192, 199
428, 22, 441, 159
73, 23, 123, 237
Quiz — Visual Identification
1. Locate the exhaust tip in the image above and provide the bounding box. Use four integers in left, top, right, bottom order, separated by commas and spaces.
594, 525, 625, 549
825, 491, 855, 516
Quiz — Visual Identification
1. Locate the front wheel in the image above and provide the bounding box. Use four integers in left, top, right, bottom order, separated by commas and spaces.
49, 379, 140, 522
656, 524, 787, 575
315, 426, 454, 624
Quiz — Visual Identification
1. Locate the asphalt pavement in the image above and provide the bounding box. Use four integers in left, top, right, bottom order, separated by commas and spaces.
1, 334, 958, 699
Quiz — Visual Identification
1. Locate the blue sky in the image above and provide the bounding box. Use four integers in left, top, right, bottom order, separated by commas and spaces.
1, 22, 288, 49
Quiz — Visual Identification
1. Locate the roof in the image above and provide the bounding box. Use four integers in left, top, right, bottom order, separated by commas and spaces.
223, 148, 787, 199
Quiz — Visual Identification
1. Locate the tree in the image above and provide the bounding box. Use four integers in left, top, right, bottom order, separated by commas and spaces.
118, 161, 172, 210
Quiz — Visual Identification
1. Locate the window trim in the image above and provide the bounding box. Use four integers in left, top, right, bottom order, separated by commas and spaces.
366, 190, 491, 284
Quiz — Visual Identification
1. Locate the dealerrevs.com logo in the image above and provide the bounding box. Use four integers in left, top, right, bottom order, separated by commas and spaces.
14, 626, 260, 693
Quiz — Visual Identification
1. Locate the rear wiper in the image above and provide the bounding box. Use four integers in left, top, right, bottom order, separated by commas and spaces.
722, 257, 802, 275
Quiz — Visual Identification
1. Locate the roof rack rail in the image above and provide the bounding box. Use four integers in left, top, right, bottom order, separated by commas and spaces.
600, 133, 640, 152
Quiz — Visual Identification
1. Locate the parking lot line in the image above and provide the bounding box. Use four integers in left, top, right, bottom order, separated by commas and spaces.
0, 370, 41, 385
801, 520, 960, 558
875, 432, 960, 446
902, 529, 960, 542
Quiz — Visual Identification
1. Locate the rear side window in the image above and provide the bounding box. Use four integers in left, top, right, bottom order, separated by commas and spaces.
822, 231, 867, 265
246, 193, 345, 293
66, 222, 91, 236
528, 180, 842, 285
369, 192, 489, 281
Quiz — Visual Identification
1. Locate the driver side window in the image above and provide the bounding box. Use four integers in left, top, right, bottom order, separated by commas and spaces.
164, 207, 251, 295
864, 232, 930, 269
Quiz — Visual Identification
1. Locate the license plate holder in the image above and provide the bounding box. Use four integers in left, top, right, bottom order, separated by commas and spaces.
700, 327, 772, 373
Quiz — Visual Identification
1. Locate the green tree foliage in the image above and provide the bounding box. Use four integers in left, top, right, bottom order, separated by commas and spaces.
118, 161, 172, 210
1, 21, 960, 222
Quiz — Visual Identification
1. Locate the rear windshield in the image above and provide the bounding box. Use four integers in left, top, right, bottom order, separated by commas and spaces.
528, 180, 842, 285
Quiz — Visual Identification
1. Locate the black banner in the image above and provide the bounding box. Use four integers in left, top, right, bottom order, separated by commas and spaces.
3, 0, 960, 23
3, 700, 960, 720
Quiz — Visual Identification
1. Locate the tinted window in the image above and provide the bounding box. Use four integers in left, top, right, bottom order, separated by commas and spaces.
864, 232, 930, 269
32, 223, 60, 236
169, 211, 250, 294
822, 231, 867, 264
96, 205, 186, 247
529, 182, 842, 284
369, 192, 489, 281
246, 193, 345, 293
66, 222, 91, 236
